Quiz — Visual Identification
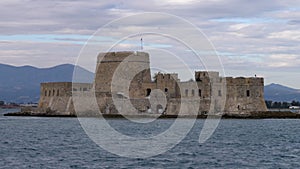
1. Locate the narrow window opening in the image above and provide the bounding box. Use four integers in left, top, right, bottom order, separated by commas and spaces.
146, 88, 151, 96
247, 90, 250, 97
165, 88, 168, 93
185, 89, 188, 97
191, 89, 195, 96
198, 89, 202, 97
218, 90, 222, 96
57, 90, 59, 96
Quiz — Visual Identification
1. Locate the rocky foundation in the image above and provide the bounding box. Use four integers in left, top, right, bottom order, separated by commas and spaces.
4, 109, 300, 119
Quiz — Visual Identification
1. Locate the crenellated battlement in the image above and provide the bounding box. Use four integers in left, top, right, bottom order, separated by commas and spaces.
225, 77, 264, 86
97, 51, 150, 63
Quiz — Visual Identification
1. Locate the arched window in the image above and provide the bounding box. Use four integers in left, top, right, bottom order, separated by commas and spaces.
185, 89, 188, 97
53, 89, 55, 96
218, 90, 222, 96
165, 88, 168, 93
198, 89, 202, 97
48, 90, 51, 96
45, 90, 47, 96
191, 89, 195, 96
57, 90, 59, 96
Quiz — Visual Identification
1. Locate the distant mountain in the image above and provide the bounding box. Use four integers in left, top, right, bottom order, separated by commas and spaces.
0, 63, 94, 103
1, 63, 299, 103
264, 83, 300, 102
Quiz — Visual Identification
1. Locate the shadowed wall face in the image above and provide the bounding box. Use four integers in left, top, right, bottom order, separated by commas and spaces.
225, 77, 267, 113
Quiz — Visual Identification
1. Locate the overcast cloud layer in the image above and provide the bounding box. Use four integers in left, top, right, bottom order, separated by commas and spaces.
0, 0, 299, 88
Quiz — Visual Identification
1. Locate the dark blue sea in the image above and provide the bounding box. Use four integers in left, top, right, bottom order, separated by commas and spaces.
1, 109, 300, 168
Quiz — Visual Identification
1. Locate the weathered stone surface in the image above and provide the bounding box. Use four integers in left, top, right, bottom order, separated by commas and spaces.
35, 51, 267, 116
38, 82, 92, 115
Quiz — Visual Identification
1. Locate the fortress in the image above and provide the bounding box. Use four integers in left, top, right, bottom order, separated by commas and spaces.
37, 51, 267, 116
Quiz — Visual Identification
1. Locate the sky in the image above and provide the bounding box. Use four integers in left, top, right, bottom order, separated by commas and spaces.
0, 0, 299, 88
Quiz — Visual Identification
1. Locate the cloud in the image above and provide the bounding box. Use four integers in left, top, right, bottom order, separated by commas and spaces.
0, 41, 80, 67
0, 0, 299, 88
268, 30, 300, 41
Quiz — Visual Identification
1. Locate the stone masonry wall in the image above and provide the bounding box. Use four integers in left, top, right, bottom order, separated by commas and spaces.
37, 51, 267, 116
38, 82, 92, 115
224, 77, 267, 114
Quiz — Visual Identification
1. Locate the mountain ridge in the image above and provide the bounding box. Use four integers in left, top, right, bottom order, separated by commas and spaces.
0, 63, 94, 103
264, 83, 300, 102
0, 63, 299, 103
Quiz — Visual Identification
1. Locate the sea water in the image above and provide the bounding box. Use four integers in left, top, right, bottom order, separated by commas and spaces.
1, 109, 300, 168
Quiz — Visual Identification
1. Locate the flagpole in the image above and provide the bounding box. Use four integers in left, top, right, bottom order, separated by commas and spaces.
140, 37, 143, 50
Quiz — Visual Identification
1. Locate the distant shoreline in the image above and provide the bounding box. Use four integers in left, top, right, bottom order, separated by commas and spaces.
3, 111, 300, 119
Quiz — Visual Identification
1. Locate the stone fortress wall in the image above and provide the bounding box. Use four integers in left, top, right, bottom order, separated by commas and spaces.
225, 77, 266, 113
37, 51, 267, 115
38, 82, 92, 115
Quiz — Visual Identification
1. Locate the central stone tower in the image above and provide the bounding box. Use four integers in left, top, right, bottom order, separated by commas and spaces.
94, 51, 152, 113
